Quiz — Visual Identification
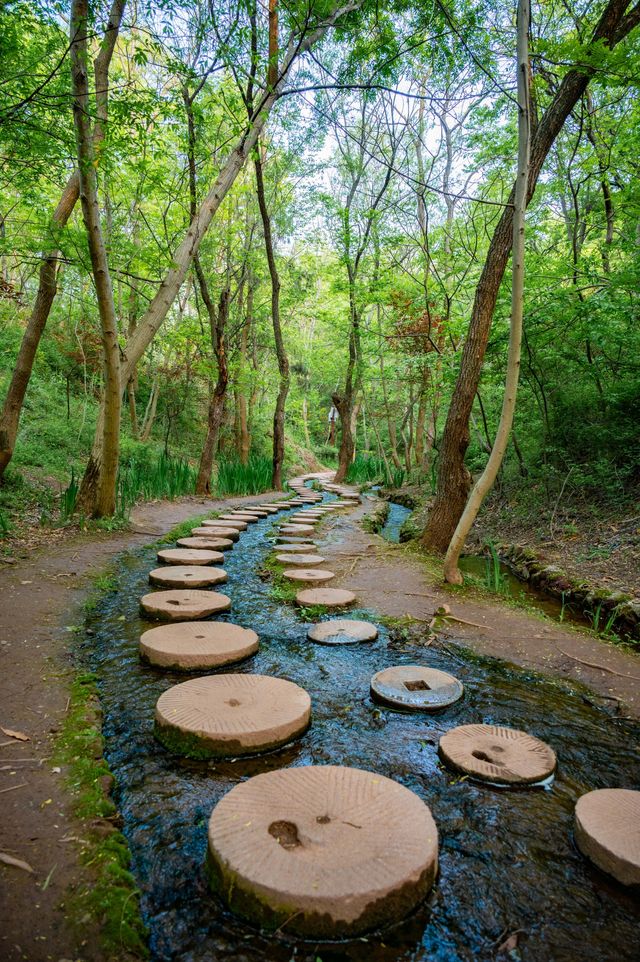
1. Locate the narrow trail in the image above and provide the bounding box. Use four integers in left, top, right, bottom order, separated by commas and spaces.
1, 484, 639, 961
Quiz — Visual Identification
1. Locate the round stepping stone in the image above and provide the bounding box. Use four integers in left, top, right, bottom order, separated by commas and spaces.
140, 622, 259, 671
308, 619, 378, 645
272, 543, 314, 553
202, 518, 247, 531
154, 674, 311, 758
280, 525, 315, 535
157, 548, 224, 566
178, 536, 233, 551
275, 554, 326, 567
370, 665, 463, 712
141, 589, 231, 621
574, 789, 640, 885
192, 526, 240, 541
276, 536, 316, 545
296, 588, 356, 608
439, 724, 556, 785
218, 514, 252, 525
229, 513, 260, 522
149, 565, 228, 589
283, 568, 335, 584
206, 765, 438, 937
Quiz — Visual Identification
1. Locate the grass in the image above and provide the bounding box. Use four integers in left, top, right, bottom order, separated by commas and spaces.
53, 670, 148, 959
214, 455, 273, 496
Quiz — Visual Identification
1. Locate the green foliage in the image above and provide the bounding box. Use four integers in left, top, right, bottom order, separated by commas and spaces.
53, 670, 148, 958
116, 450, 196, 518
346, 453, 386, 483
214, 456, 272, 496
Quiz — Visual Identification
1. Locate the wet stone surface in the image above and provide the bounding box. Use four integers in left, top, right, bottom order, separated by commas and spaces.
84, 493, 640, 962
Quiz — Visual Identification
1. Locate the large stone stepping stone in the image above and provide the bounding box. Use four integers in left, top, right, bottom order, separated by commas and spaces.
202, 518, 247, 531
206, 765, 438, 937
141, 589, 231, 621
308, 619, 378, 645
273, 543, 315, 553
574, 789, 640, 885
371, 665, 463, 711
218, 514, 253, 525
283, 568, 335, 584
140, 622, 259, 671
280, 525, 315, 535
178, 536, 233, 551
439, 724, 556, 785
154, 674, 311, 758
228, 512, 261, 522
275, 554, 326, 567
276, 535, 316, 545
296, 588, 356, 608
157, 548, 224, 566
149, 565, 228, 589
192, 526, 240, 541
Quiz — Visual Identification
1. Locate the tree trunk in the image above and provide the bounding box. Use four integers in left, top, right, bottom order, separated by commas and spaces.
195, 272, 229, 496
422, 0, 640, 553
0, 0, 126, 480
71, 0, 122, 517
443, 0, 530, 583
254, 148, 289, 490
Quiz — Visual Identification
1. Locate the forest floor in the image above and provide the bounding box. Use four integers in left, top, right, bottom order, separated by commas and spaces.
1, 490, 640, 961
469, 497, 640, 598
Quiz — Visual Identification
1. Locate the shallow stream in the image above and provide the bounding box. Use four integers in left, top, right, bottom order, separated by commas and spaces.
85, 493, 640, 962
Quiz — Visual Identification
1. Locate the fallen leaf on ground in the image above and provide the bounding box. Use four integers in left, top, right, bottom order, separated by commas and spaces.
0, 852, 34, 873
0, 727, 30, 741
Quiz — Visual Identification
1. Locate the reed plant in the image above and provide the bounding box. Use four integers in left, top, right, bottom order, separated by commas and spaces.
214, 455, 272, 496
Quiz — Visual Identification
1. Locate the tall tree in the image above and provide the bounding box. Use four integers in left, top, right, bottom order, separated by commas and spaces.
422, 0, 640, 552
443, 0, 531, 583
70, 0, 122, 516
0, 0, 126, 480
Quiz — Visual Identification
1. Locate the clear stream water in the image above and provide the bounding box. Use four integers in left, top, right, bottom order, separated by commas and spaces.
84, 491, 640, 962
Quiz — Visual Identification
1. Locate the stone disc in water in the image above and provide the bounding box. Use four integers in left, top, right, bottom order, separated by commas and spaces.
157, 548, 224, 566
296, 588, 356, 608
206, 765, 438, 937
140, 622, 259, 671
202, 518, 247, 531
217, 514, 252, 525
273, 543, 314, 553
280, 525, 315, 535
177, 536, 233, 551
141, 589, 231, 621
191, 526, 240, 541
308, 619, 378, 645
149, 565, 228, 589
370, 665, 463, 711
228, 513, 260, 522
275, 554, 326, 567
154, 674, 311, 758
574, 789, 640, 885
276, 535, 316, 545
439, 724, 556, 785
283, 568, 335, 584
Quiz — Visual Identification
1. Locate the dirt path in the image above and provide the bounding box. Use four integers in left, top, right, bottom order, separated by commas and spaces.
319, 501, 640, 716
2, 490, 639, 962
0, 492, 283, 962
